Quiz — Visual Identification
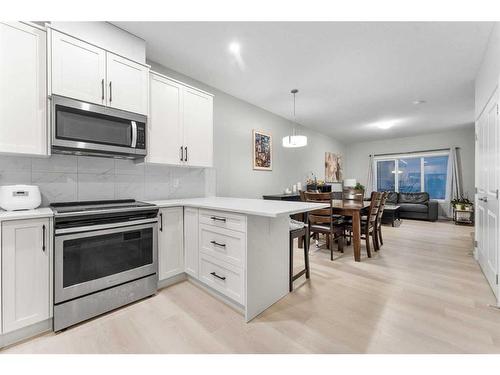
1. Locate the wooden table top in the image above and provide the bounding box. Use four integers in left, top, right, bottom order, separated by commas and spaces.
331, 199, 370, 210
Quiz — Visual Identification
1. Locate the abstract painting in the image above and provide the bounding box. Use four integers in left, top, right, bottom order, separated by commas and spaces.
325, 152, 343, 182
253, 130, 272, 170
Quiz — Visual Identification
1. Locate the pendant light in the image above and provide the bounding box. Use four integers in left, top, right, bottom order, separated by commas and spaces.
282, 89, 308, 148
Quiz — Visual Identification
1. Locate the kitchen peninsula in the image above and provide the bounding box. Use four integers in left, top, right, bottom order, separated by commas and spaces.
147, 197, 328, 321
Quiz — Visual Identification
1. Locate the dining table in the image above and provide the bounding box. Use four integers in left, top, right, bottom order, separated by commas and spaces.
331, 199, 371, 262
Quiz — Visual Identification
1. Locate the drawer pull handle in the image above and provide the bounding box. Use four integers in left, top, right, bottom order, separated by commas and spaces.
210, 272, 226, 281
210, 240, 226, 248
210, 216, 227, 222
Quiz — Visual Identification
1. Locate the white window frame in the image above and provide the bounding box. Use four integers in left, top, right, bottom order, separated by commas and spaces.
372, 150, 450, 201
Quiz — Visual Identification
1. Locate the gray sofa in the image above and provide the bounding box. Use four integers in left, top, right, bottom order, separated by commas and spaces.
385, 192, 438, 221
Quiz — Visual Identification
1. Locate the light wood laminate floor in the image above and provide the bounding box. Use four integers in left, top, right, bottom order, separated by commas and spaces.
3, 219, 500, 354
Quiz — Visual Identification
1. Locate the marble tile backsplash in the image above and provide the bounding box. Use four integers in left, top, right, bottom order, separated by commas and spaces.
0, 154, 210, 206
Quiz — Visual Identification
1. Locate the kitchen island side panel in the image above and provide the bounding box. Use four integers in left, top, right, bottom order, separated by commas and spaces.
245, 215, 289, 322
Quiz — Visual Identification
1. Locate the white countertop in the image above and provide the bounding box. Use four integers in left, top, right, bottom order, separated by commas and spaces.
147, 196, 329, 217
0, 207, 54, 222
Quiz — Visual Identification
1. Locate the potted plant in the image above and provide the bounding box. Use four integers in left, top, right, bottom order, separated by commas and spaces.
452, 194, 473, 211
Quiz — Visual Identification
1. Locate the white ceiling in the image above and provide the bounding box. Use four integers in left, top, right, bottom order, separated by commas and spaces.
115, 22, 493, 144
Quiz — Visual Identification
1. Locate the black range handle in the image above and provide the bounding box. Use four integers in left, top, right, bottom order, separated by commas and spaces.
210, 272, 226, 281
210, 240, 226, 248
210, 216, 226, 222
42, 224, 46, 252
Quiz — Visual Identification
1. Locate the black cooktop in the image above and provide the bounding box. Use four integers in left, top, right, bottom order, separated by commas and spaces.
50, 199, 156, 214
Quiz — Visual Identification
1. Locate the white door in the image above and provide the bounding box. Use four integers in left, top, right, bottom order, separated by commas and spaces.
0, 22, 47, 156
106, 52, 149, 115
183, 87, 214, 167
158, 207, 184, 281
184, 207, 199, 278
2, 218, 51, 333
477, 89, 499, 299
51, 29, 106, 105
147, 73, 184, 165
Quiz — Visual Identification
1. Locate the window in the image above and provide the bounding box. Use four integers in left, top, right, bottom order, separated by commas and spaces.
374, 152, 449, 200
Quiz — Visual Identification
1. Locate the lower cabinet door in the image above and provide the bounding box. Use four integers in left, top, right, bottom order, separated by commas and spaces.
184, 207, 199, 278
2, 218, 51, 333
158, 207, 184, 281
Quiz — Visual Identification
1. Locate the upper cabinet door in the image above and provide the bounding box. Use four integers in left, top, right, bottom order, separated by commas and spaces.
51, 30, 106, 105
106, 52, 149, 115
0, 22, 47, 156
183, 88, 214, 168
147, 73, 183, 165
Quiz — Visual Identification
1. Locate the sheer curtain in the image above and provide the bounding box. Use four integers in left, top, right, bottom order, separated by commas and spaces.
445, 146, 462, 217
366, 154, 375, 197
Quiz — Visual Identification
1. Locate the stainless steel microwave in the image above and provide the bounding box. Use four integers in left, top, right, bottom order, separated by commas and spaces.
51, 95, 147, 159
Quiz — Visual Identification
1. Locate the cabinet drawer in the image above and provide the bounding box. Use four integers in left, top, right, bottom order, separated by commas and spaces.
199, 224, 245, 267
199, 209, 247, 233
199, 253, 244, 305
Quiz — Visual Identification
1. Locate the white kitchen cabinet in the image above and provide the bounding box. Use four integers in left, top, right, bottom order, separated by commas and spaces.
183, 87, 214, 168
158, 207, 184, 281
147, 72, 213, 167
51, 29, 106, 105
106, 52, 149, 115
0, 22, 47, 156
147, 73, 184, 164
184, 207, 199, 278
50, 29, 149, 114
1, 218, 51, 334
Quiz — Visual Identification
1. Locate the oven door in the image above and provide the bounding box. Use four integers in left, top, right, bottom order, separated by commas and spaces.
54, 222, 157, 304
51, 95, 147, 157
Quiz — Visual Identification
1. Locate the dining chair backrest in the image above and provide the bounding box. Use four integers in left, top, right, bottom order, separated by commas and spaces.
303, 191, 333, 226
343, 187, 364, 202
366, 191, 383, 227
376, 191, 389, 225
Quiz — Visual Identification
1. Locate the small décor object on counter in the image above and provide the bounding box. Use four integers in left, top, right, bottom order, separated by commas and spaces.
0, 185, 41, 211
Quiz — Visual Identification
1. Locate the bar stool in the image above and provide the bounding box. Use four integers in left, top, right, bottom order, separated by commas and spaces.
289, 226, 310, 292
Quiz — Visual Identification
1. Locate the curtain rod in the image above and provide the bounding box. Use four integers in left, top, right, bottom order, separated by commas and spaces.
370, 147, 457, 157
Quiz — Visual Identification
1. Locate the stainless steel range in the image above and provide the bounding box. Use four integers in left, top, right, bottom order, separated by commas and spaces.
50, 199, 159, 331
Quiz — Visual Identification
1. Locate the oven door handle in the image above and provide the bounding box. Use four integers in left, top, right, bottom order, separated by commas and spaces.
131, 121, 137, 148
55, 218, 158, 235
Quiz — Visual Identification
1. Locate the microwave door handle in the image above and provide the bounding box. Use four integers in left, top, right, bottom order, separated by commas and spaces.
131, 121, 137, 148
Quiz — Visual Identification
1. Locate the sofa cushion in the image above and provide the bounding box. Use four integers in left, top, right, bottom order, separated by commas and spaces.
398, 192, 429, 204
385, 191, 398, 204
398, 203, 429, 213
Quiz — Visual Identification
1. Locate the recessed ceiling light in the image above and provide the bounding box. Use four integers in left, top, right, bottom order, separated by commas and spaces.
413, 100, 426, 105
228, 42, 241, 55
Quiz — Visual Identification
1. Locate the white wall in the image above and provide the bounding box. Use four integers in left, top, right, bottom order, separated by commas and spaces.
149, 62, 346, 199
475, 23, 499, 119
344, 127, 475, 203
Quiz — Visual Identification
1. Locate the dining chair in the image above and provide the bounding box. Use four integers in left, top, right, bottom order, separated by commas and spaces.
345, 191, 383, 258
304, 191, 344, 260
374, 191, 389, 251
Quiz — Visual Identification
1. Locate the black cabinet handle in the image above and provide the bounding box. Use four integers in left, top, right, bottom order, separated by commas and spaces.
210, 272, 226, 281
210, 216, 226, 222
180, 146, 184, 162
184, 146, 188, 162
210, 240, 226, 248
109, 81, 112, 102
42, 224, 46, 252
159, 213, 163, 232
101, 79, 105, 101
